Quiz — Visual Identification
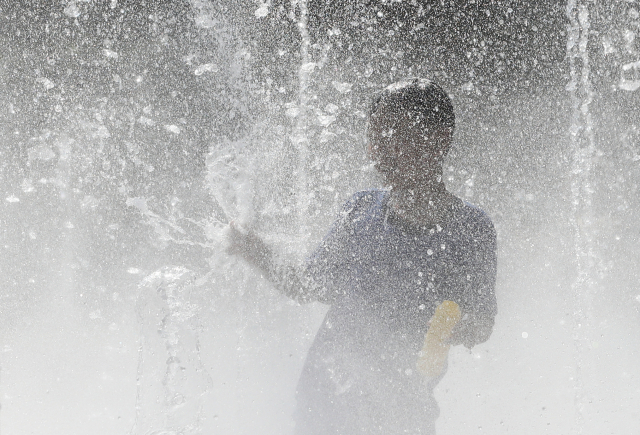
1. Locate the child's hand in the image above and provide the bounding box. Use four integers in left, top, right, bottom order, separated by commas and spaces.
446, 321, 467, 347
225, 222, 272, 272
447, 313, 494, 349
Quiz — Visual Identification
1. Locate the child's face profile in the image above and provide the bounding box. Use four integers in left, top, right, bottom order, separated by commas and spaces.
367, 108, 450, 191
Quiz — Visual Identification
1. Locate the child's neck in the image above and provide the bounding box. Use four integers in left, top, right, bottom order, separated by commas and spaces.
388, 182, 457, 227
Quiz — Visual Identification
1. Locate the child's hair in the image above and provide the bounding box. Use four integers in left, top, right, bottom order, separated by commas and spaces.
369, 77, 455, 140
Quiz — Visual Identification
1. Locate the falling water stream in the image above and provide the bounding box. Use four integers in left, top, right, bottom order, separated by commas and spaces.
133, 267, 212, 435
566, 1, 596, 433
292, 0, 312, 243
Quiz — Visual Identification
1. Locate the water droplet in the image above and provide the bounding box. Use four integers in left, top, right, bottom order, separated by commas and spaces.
300, 62, 316, 74
254, 4, 269, 18
63, 3, 81, 18
102, 49, 118, 59
194, 63, 218, 76
164, 125, 181, 135
36, 77, 55, 90
331, 81, 352, 93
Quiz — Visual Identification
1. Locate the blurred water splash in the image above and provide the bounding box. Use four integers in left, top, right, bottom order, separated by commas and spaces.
206, 143, 255, 228
619, 60, 640, 91
133, 267, 212, 435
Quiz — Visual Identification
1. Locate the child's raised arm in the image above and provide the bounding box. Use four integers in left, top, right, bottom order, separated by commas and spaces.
225, 222, 323, 304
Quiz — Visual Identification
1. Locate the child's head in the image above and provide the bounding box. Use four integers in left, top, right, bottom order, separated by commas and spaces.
367, 78, 455, 189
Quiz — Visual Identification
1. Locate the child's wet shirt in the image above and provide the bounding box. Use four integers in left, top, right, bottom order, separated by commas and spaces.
294, 189, 497, 434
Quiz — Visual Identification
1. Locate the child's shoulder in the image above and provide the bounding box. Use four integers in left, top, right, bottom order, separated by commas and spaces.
457, 200, 496, 236
337, 189, 385, 221
347, 189, 386, 206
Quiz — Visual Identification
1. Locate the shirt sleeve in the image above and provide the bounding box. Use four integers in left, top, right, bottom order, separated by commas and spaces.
274, 193, 365, 304
451, 214, 498, 348
301, 194, 365, 304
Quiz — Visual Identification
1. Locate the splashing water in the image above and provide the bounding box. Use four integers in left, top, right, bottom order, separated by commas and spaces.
131, 3, 323, 433
292, 0, 312, 245
566, 1, 597, 433
133, 267, 212, 435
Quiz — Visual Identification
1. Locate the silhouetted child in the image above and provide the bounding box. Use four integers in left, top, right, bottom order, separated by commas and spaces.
227, 78, 497, 435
